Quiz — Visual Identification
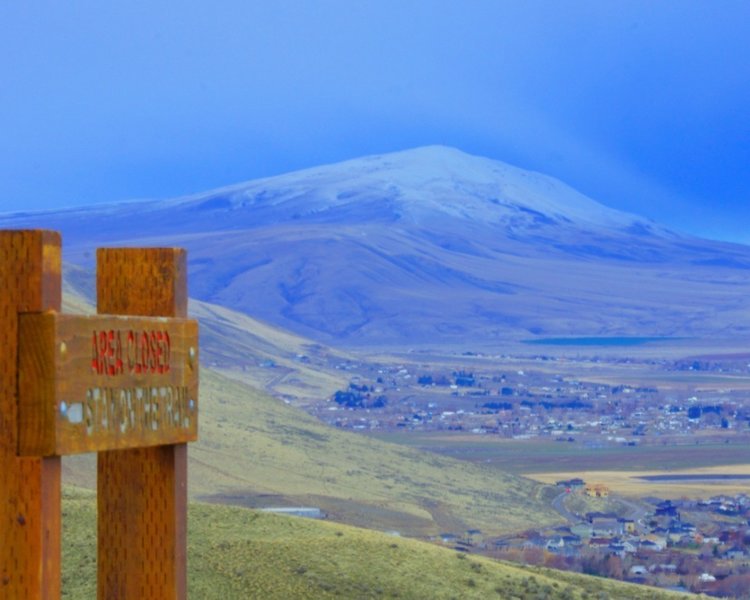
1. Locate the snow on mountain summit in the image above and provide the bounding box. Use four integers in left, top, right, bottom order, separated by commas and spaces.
0, 145, 660, 240
171, 146, 652, 232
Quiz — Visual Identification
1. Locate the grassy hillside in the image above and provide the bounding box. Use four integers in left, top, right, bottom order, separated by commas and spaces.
195, 370, 564, 535
62, 264, 350, 404
191, 298, 349, 404
64, 366, 559, 537
197, 369, 559, 536
61, 280, 561, 537
62, 488, 691, 600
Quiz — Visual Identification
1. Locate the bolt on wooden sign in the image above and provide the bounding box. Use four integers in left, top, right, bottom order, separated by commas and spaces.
19, 313, 198, 455
1, 229, 197, 600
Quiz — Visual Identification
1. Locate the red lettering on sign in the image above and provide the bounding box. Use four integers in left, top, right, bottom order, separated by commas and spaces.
91, 329, 171, 376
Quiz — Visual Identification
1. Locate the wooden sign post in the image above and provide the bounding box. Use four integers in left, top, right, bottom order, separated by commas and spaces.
96, 248, 195, 600
1, 230, 62, 599
0, 231, 199, 599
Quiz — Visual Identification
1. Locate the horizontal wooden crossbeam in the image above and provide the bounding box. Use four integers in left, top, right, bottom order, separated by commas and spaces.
18, 312, 199, 456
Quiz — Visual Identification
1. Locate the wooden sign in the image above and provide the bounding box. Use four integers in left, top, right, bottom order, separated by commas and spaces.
1, 231, 197, 600
19, 313, 198, 456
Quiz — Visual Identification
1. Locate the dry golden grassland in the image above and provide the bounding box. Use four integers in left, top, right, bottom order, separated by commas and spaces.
528, 464, 750, 498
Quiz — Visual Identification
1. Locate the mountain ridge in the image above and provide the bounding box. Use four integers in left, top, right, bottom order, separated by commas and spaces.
166, 145, 647, 230
3, 146, 750, 347
2, 146, 663, 234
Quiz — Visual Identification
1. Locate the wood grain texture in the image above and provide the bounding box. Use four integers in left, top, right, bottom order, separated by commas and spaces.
97, 248, 190, 600
0, 230, 61, 599
19, 313, 198, 456
96, 247, 187, 318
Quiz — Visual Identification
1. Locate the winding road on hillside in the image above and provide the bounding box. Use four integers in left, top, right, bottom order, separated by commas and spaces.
616, 496, 648, 522
551, 491, 580, 522
551, 491, 648, 524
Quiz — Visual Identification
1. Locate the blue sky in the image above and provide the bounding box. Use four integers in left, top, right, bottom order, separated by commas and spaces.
1, 1, 748, 242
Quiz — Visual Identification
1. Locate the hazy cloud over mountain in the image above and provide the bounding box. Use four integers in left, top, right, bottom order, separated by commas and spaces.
1, 2, 748, 241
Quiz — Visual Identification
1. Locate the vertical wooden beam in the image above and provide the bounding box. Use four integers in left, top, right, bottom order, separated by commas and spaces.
0, 230, 62, 599
96, 248, 188, 600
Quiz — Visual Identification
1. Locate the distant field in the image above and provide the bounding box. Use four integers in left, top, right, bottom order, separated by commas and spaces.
366, 432, 750, 474
528, 465, 750, 498
522, 336, 680, 347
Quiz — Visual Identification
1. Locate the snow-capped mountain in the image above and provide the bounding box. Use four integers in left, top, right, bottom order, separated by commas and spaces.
3, 146, 750, 347
168, 145, 640, 228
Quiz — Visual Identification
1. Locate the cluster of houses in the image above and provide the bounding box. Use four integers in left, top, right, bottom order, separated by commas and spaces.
487, 487, 750, 596
316, 359, 750, 448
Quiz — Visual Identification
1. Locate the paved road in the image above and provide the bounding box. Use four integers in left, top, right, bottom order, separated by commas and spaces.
551, 491, 581, 522
616, 496, 648, 523
550, 490, 648, 525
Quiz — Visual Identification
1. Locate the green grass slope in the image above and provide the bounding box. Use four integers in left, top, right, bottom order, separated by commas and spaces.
62, 488, 691, 600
